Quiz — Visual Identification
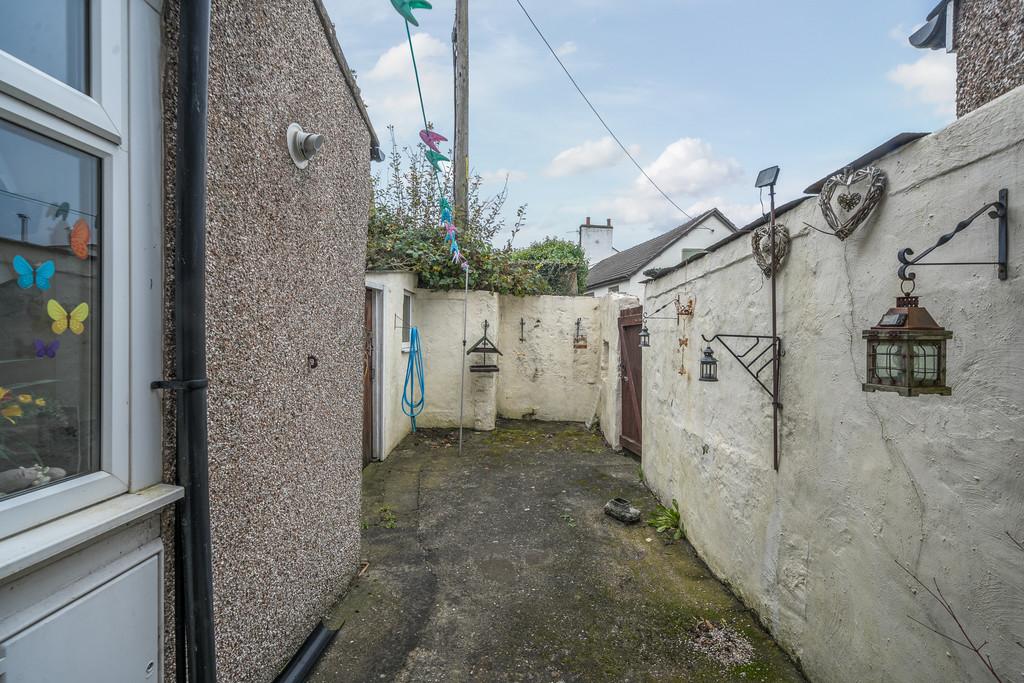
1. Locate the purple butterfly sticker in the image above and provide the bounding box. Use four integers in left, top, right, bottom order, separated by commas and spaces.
33, 339, 59, 358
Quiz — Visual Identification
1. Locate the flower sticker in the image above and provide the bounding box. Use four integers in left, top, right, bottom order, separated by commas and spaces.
17, 394, 32, 403
2, 404, 23, 423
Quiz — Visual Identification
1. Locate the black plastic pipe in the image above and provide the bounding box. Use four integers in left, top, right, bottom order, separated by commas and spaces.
274, 623, 341, 683
174, 0, 217, 681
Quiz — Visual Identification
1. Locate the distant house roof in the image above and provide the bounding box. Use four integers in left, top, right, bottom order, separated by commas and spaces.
642, 197, 813, 283
585, 209, 736, 290
803, 133, 929, 194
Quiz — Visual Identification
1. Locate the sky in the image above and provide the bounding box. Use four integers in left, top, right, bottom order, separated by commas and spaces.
323, 0, 956, 251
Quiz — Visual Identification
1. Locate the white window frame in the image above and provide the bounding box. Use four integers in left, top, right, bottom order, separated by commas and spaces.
401, 291, 414, 353
0, 0, 161, 540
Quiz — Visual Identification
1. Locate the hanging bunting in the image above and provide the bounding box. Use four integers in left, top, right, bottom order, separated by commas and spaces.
392, 0, 469, 273
420, 129, 447, 153
425, 150, 449, 173
390, 0, 432, 26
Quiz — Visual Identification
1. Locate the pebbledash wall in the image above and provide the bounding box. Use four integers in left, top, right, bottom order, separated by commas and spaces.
370, 284, 638, 458
163, 0, 374, 680
642, 85, 1024, 682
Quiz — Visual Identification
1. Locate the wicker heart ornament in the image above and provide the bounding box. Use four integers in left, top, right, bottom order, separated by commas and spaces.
751, 223, 791, 278
819, 166, 887, 240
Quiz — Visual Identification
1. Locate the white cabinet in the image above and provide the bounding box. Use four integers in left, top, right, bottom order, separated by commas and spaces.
1, 555, 161, 682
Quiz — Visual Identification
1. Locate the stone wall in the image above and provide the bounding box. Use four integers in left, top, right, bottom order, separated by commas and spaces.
641, 85, 1024, 682
162, 0, 373, 680
956, 0, 1024, 116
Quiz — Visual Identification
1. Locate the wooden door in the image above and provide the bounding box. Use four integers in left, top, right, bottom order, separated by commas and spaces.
619, 306, 643, 456
362, 289, 375, 467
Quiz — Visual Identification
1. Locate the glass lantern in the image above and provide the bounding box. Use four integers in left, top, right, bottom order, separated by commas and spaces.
699, 346, 718, 382
638, 324, 650, 348
862, 295, 952, 396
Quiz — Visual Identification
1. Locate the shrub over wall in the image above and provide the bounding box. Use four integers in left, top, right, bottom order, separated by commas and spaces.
366, 130, 586, 295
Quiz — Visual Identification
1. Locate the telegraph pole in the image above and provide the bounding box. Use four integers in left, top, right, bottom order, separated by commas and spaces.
453, 0, 469, 225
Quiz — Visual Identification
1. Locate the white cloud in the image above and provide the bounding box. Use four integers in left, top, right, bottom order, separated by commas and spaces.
596, 138, 742, 225
480, 168, 528, 184
555, 41, 578, 57
545, 137, 638, 177
685, 197, 764, 227
363, 33, 452, 136
887, 51, 956, 117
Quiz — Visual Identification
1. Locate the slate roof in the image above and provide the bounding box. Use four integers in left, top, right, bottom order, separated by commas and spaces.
585, 209, 736, 290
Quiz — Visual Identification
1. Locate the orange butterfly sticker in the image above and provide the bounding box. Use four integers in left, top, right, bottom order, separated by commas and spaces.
69, 219, 90, 260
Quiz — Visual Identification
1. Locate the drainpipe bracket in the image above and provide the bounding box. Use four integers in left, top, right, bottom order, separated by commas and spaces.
151, 378, 210, 392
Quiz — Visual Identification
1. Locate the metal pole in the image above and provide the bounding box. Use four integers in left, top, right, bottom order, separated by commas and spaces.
453, 0, 469, 225
458, 268, 469, 455
769, 185, 780, 471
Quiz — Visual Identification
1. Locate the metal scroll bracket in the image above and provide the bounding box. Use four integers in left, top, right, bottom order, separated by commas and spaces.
898, 189, 1009, 281
701, 333, 784, 471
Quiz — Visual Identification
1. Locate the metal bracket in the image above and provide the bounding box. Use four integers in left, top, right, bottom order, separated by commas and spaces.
646, 295, 695, 322
898, 189, 1009, 281
151, 378, 209, 391
701, 334, 782, 403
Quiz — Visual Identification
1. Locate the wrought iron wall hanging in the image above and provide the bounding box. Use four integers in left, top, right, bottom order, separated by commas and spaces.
638, 296, 694, 348
467, 320, 502, 373
702, 166, 784, 471
818, 166, 887, 240
896, 189, 1008, 282
573, 318, 588, 349
861, 188, 1010, 398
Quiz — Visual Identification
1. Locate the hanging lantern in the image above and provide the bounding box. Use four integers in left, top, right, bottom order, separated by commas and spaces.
862, 294, 952, 396
699, 346, 718, 382
638, 324, 651, 348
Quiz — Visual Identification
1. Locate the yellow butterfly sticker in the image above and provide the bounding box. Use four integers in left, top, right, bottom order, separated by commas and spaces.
47, 300, 89, 335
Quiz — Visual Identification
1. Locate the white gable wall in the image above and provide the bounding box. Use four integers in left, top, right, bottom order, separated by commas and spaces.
588, 214, 734, 301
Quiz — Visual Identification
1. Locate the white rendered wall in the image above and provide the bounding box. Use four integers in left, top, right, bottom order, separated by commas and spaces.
641, 85, 1024, 683
365, 272, 418, 458
580, 225, 615, 264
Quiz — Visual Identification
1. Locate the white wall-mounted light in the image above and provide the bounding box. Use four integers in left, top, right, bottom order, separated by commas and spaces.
287, 123, 325, 169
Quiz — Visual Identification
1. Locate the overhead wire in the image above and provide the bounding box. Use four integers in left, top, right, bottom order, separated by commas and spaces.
512, 0, 693, 221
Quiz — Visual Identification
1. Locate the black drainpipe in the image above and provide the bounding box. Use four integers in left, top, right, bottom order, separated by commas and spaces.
167, 0, 217, 680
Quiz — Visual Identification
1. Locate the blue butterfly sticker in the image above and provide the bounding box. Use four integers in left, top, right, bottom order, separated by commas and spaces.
12, 256, 55, 291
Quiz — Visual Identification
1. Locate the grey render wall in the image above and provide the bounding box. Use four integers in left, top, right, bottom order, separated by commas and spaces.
956, 0, 1024, 117
642, 84, 1024, 683
162, 0, 372, 680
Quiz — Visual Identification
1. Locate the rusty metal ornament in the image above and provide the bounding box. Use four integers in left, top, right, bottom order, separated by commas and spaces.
819, 166, 887, 240
751, 223, 791, 278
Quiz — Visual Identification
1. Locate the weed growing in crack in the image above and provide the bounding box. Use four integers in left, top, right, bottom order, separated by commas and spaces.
648, 499, 684, 541
378, 505, 398, 529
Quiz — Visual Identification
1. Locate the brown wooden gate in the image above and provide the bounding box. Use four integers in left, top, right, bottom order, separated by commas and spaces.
619, 306, 643, 456
362, 289, 375, 467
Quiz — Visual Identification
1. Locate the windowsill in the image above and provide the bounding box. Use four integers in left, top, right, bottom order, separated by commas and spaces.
0, 483, 183, 582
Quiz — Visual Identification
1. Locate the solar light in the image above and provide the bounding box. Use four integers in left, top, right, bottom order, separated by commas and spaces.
699, 346, 718, 382
862, 293, 951, 396
755, 165, 780, 189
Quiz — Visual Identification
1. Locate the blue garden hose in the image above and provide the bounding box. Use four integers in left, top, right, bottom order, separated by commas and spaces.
402, 327, 425, 431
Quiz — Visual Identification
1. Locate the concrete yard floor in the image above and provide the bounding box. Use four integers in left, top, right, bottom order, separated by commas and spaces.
312, 421, 805, 682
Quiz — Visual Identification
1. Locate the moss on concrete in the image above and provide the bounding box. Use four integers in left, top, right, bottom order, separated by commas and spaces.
313, 421, 805, 682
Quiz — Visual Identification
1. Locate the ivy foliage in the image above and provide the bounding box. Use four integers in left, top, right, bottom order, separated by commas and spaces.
366, 130, 587, 295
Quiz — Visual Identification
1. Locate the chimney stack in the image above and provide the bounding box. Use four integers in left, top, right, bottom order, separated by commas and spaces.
606, 218, 612, 227
585, 216, 591, 226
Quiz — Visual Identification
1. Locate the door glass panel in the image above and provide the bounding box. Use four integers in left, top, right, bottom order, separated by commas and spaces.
0, 0, 90, 94
0, 119, 100, 501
